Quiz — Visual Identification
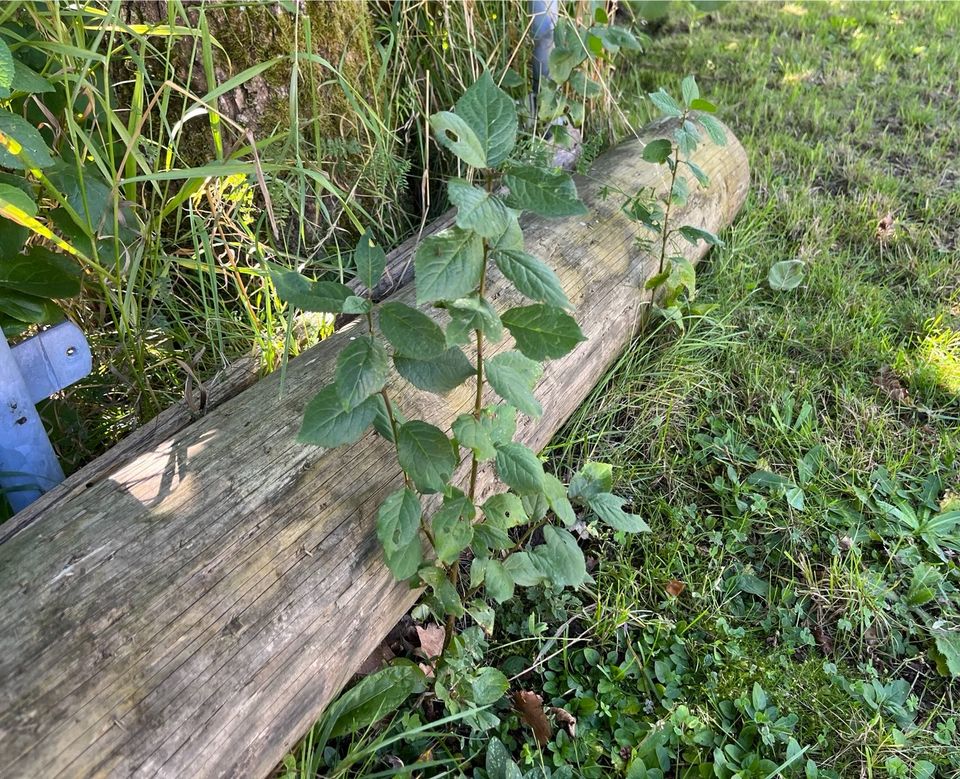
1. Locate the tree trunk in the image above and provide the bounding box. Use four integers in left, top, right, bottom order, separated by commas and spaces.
0, 119, 749, 779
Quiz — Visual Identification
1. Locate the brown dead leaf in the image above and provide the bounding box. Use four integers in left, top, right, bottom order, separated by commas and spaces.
874, 365, 909, 403
665, 579, 686, 598
876, 212, 895, 243
415, 623, 445, 677
549, 707, 577, 738
513, 690, 553, 746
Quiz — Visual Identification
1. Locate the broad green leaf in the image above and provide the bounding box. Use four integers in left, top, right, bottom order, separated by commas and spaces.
468, 599, 496, 634
494, 442, 545, 494
372, 394, 406, 443
669, 256, 697, 298
0, 39, 14, 90
0, 246, 80, 298
493, 249, 571, 309
481, 404, 517, 446
768, 259, 805, 291
588, 492, 651, 532
589, 24, 642, 54
675, 120, 701, 156
490, 208, 524, 251
383, 536, 423, 579
397, 420, 458, 494
568, 461, 613, 502
454, 71, 518, 168
378, 301, 446, 358
270, 266, 353, 313
549, 19, 587, 82
483, 492, 528, 529
448, 178, 511, 239
453, 413, 497, 461
394, 346, 475, 394
419, 564, 465, 616
45, 162, 112, 232
697, 113, 728, 146
503, 551, 549, 586
569, 69, 601, 97
485, 350, 543, 418
432, 492, 475, 565
430, 110, 486, 168
0, 110, 56, 169
736, 573, 769, 597
0, 290, 62, 324
684, 159, 710, 187
522, 492, 549, 523
648, 88, 682, 118
503, 165, 587, 218
641, 138, 673, 164
472, 522, 512, 554
376, 487, 422, 553
502, 304, 585, 360
499, 68, 524, 88
334, 336, 388, 411
671, 175, 690, 206
690, 97, 717, 113
298, 385, 378, 447
355, 230, 386, 290
6, 61, 54, 95
681, 75, 700, 107
542, 472, 576, 526
414, 226, 484, 304
483, 558, 515, 603
326, 662, 427, 739
532, 525, 589, 586
341, 295, 371, 314
446, 294, 504, 346
471, 666, 510, 705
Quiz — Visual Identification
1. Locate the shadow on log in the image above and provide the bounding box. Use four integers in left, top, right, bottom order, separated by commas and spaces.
0, 119, 749, 778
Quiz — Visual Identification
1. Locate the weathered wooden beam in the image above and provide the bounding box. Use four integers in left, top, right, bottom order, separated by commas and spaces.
0, 119, 748, 779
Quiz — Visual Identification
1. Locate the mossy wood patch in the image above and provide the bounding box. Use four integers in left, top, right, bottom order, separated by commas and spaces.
0, 120, 748, 779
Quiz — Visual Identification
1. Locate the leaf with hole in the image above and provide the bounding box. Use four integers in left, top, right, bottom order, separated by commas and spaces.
334, 336, 388, 411
430, 110, 486, 168
768, 259, 805, 291
485, 350, 543, 418
378, 301, 446, 358
397, 421, 458, 494
394, 346, 474, 394
432, 493, 475, 565
503, 165, 587, 218
298, 385, 378, 447
414, 226, 484, 304
454, 71, 518, 168
502, 304, 585, 361
483, 492, 528, 529
494, 249, 571, 309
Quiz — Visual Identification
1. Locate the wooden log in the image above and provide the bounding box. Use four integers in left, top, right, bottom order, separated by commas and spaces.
0, 119, 749, 779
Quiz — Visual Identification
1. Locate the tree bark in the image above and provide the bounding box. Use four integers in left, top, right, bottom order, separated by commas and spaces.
0, 119, 749, 779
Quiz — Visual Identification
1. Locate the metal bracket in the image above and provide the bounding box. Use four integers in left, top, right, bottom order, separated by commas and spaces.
1, 321, 92, 513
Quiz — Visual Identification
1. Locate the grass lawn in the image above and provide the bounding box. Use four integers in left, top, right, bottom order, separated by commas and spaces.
297, 2, 960, 777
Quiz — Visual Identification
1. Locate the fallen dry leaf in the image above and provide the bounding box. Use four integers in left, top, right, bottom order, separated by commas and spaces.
549, 707, 577, 738
875, 365, 909, 403
415, 623, 445, 677
665, 579, 686, 598
513, 690, 553, 746
876, 212, 895, 243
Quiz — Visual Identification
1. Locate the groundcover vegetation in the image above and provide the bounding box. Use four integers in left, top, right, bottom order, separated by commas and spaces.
285, 3, 960, 778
